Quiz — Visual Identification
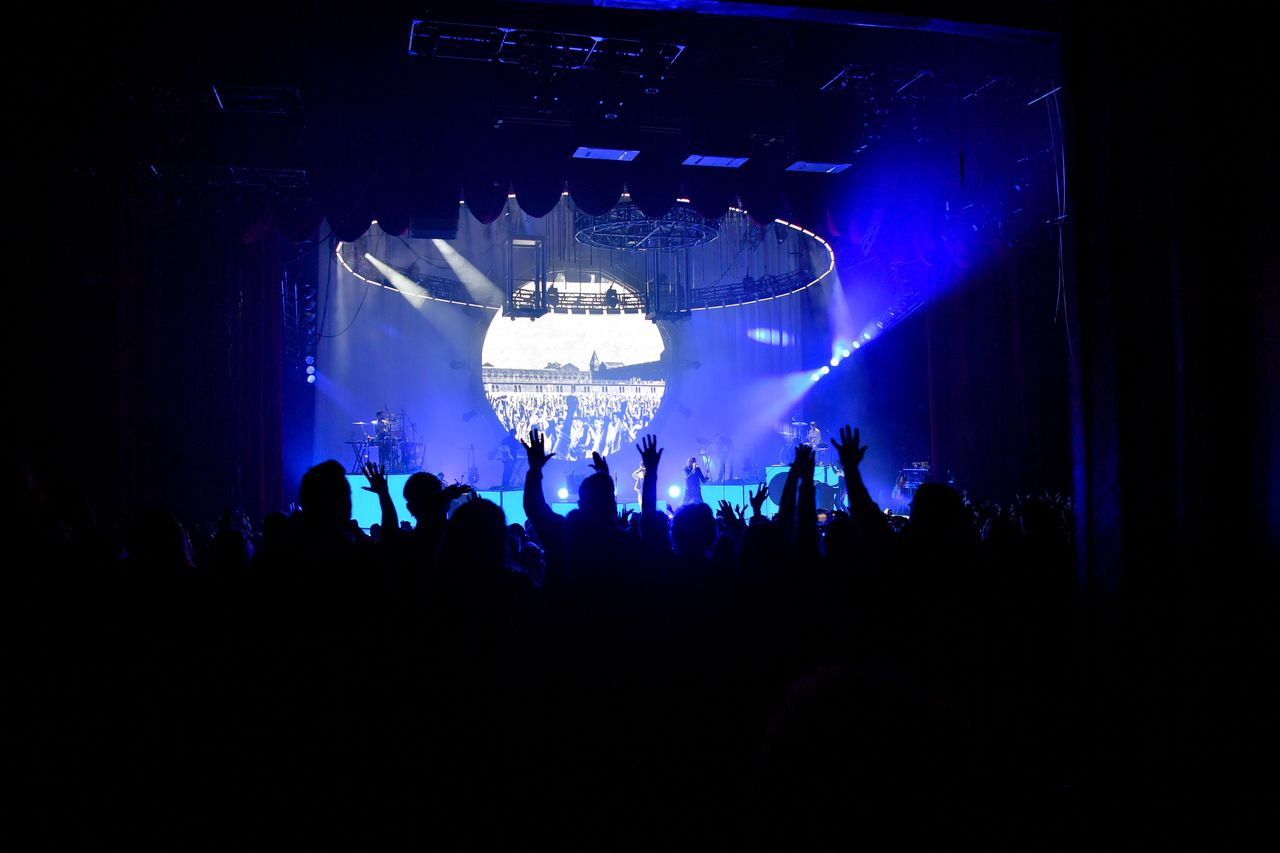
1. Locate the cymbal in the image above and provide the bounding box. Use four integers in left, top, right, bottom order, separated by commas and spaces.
353, 421, 372, 425
791, 420, 810, 426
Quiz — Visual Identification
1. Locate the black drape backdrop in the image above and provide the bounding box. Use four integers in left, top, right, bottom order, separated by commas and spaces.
922, 234, 1072, 497
1062, 4, 1279, 838
13, 172, 289, 528
120, 186, 287, 523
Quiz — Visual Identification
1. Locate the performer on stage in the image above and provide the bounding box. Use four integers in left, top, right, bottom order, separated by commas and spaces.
833, 460, 848, 510
497, 427, 523, 488
632, 463, 646, 509
683, 456, 709, 505
806, 421, 822, 448
713, 434, 735, 482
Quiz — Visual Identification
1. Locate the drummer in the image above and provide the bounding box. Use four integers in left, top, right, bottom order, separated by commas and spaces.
805, 421, 822, 448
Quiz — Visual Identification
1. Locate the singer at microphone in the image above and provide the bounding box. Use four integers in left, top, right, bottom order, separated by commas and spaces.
682, 456, 709, 506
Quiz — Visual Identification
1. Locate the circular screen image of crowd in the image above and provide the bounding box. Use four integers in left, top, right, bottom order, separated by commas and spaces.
482, 280, 666, 462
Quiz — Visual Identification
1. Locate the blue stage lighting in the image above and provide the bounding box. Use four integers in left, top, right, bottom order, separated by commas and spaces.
820, 365, 830, 375
573, 146, 640, 161
682, 154, 749, 168
306, 365, 316, 375
668, 485, 681, 498
747, 328, 793, 346
811, 373, 821, 382
785, 161, 851, 174
863, 332, 872, 340
304, 355, 315, 365
306, 374, 316, 384
841, 348, 851, 358
829, 356, 840, 367
852, 340, 862, 350
557, 487, 570, 500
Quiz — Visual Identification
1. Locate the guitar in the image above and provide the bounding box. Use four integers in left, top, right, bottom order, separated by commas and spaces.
466, 444, 479, 485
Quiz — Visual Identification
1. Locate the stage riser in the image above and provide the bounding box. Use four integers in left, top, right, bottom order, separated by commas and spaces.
346, 476, 769, 529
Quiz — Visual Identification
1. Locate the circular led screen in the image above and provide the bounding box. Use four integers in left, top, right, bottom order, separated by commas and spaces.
482, 281, 666, 462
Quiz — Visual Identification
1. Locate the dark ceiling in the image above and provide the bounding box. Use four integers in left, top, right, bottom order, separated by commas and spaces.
26, 1, 1064, 239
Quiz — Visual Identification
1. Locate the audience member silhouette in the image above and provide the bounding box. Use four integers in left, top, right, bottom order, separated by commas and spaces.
16, 422, 1100, 849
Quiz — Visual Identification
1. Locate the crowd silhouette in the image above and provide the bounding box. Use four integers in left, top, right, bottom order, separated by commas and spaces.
15, 424, 1083, 848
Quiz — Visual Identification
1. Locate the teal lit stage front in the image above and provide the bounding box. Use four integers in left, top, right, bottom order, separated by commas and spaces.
346, 468, 843, 530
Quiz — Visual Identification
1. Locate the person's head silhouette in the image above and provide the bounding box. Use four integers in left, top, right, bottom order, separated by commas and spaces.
578, 471, 616, 519
403, 471, 443, 521
298, 460, 351, 528
672, 502, 716, 557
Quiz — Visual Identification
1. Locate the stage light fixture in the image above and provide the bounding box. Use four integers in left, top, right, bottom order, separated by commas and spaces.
820, 366, 830, 375
573, 146, 640, 161
557, 487, 570, 500
306, 374, 316, 384
304, 355, 315, 365
682, 154, 749, 168
668, 485, 682, 498
306, 365, 316, 375
829, 356, 840, 367
841, 348, 851, 358
811, 373, 821, 382
785, 161, 851, 174
852, 341, 862, 350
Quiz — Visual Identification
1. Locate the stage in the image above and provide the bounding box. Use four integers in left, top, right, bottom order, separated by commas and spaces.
346, 470, 849, 530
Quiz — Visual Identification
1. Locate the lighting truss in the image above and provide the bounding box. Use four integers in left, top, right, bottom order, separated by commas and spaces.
575, 202, 718, 251
408, 19, 685, 75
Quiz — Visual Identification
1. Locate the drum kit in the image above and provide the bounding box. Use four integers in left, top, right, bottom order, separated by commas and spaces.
778, 420, 832, 465
346, 409, 423, 474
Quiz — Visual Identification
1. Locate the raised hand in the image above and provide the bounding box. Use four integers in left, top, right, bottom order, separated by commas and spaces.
749, 483, 769, 517
521, 427, 556, 472
716, 499, 735, 522
361, 461, 390, 497
830, 425, 868, 472
793, 443, 816, 478
441, 482, 474, 504
589, 450, 610, 477
636, 434, 663, 472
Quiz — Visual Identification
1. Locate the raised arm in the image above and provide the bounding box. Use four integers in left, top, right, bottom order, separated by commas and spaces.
521, 427, 564, 545
830, 426, 873, 511
361, 461, 399, 534
776, 449, 801, 539
637, 434, 664, 538
830, 425, 890, 538
749, 482, 769, 523
793, 443, 819, 557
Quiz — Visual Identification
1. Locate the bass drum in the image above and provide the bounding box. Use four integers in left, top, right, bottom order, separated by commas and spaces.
767, 471, 837, 511
767, 471, 790, 505
778, 439, 799, 465
399, 441, 423, 473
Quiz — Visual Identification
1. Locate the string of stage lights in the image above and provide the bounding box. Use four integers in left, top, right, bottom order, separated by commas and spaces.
810, 291, 926, 383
